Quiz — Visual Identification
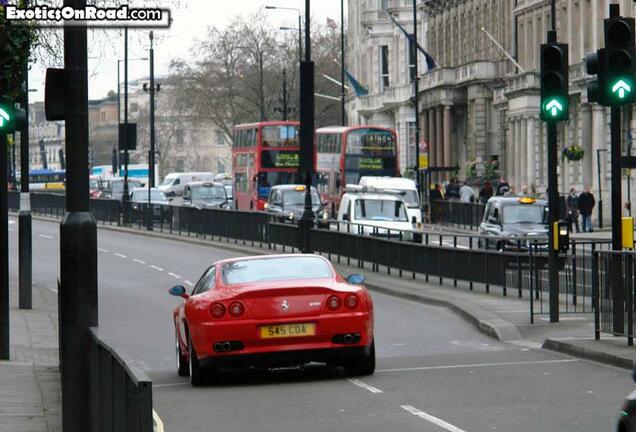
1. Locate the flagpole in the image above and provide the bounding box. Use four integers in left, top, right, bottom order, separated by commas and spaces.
340, 0, 346, 125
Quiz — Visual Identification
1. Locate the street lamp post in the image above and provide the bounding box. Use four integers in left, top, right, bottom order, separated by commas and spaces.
145, 31, 158, 231
340, 0, 345, 125
412, 0, 421, 200
266, 6, 302, 62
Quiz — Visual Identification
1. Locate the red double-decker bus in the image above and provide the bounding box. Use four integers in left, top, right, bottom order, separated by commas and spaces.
232, 121, 303, 211
315, 125, 399, 210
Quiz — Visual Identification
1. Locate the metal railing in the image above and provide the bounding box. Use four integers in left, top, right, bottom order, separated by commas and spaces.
593, 250, 636, 345
430, 199, 486, 230
89, 327, 153, 432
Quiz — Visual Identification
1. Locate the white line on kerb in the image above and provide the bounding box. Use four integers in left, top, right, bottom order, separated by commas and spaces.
184, 280, 193, 286
346, 378, 383, 394
401, 405, 467, 432
39, 234, 54, 239
133, 258, 146, 265
98, 248, 109, 253
377, 359, 578, 373
150, 265, 164, 272
168, 272, 181, 279
153, 382, 189, 388
114, 253, 128, 259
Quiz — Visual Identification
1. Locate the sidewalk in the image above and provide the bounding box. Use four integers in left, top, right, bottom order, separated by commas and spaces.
0, 276, 61, 432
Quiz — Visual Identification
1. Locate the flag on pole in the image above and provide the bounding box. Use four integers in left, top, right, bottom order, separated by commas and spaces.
326, 17, 338, 30
344, 69, 369, 97
386, 13, 437, 71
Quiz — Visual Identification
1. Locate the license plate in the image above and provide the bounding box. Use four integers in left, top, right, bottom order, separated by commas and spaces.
260, 323, 316, 339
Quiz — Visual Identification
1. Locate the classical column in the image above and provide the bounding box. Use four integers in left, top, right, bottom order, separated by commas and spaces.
443, 106, 452, 170
520, 117, 528, 190
428, 107, 437, 169
579, 0, 586, 59
592, 106, 606, 216
421, 109, 429, 170
527, 116, 536, 188
436, 106, 444, 174
581, 104, 593, 186
513, 118, 521, 191
506, 116, 514, 180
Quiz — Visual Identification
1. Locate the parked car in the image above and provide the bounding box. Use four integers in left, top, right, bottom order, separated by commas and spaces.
478, 196, 549, 250
129, 187, 171, 221
265, 184, 327, 226
103, 178, 143, 202
335, 185, 415, 240
182, 181, 229, 209
358, 176, 422, 224
169, 254, 375, 386
158, 172, 215, 197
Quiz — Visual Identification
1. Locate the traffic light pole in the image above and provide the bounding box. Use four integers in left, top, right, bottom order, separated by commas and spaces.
147, 31, 156, 231
19, 59, 32, 310
611, 106, 624, 334
547, 121, 560, 323
59, 0, 98, 429
412, 0, 421, 203
0, 130, 8, 360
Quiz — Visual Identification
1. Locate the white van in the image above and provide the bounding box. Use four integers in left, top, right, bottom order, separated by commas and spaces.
158, 172, 215, 197
358, 176, 422, 223
335, 185, 415, 240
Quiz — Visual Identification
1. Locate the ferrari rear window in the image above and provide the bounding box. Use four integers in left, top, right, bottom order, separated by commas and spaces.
221, 256, 334, 285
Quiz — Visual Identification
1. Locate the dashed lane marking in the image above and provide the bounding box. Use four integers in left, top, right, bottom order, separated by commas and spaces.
114, 253, 128, 259
184, 280, 193, 286
150, 265, 164, 272
377, 359, 578, 373
39, 234, 54, 239
346, 378, 383, 394
48, 288, 58, 294
98, 248, 109, 253
401, 405, 467, 432
168, 272, 181, 279
133, 258, 147, 265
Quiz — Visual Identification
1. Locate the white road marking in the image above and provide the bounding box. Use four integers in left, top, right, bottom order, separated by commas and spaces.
153, 382, 189, 388
377, 359, 578, 373
8, 220, 15, 225
39, 234, 54, 239
98, 248, 109, 253
346, 378, 383, 394
153, 409, 165, 432
168, 272, 181, 279
184, 280, 193, 286
401, 405, 467, 432
150, 265, 164, 272
114, 253, 128, 259
48, 288, 58, 294
540, 316, 587, 321
133, 258, 146, 265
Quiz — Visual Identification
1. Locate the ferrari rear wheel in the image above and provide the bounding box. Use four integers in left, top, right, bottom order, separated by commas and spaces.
188, 337, 205, 386
176, 332, 189, 377
344, 340, 376, 377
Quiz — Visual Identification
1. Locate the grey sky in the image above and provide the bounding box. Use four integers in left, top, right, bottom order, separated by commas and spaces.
28, 0, 346, 102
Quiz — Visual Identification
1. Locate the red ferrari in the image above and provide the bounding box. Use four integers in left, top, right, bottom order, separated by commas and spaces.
169, 254, 375, 386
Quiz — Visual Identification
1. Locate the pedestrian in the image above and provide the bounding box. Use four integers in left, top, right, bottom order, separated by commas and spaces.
518, 184, 529, 196
479, 181, 494, 204
578, 185, 595, 232
566, 187, 580, 233
459, 182, 475, 203
445, 177, 461, 200
496, 177, 510, 196
430, 183, 443, 202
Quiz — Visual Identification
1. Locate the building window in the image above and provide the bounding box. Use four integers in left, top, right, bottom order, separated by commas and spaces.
176, 129, 184, 146
380, 45, 390, 89
217, 160, 225, 174
176, 159, 185, 172
216, 130, 225, 146
380, 0, 388, 10
130, 102, 139, 113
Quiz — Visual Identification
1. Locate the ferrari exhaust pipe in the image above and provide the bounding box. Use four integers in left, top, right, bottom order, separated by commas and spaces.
222, 341, 232, 352
352, 333, 361, 344
214, 343, 223, 352
343, 334, 353, 344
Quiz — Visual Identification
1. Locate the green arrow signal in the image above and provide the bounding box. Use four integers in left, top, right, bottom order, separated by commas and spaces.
545, 99, 563, 117
0, 108, 9, 128
612, 80, 631, 99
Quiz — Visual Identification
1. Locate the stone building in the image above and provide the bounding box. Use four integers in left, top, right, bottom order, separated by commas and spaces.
347, 0, 636, 219
27, 101, 65, 171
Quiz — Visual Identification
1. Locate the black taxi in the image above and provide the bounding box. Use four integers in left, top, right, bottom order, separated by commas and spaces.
478, 196, 549, 250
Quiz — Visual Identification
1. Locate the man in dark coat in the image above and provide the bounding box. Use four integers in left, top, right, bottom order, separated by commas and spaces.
578, 185, 596, 232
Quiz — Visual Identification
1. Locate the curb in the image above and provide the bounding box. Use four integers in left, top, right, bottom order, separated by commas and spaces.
363, 282, 523, 342
542, 339, 636, 370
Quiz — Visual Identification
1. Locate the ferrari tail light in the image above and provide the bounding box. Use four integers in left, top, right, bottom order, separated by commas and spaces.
344, 294, 359, 309
326, 295, 341, 311
228, 302, 244, 317
210, 303, 226, 318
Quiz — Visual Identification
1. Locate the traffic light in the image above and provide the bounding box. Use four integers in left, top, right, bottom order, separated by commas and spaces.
540, 41, 569, 122
0, 99, 26, 134
602, 13, 636, 105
